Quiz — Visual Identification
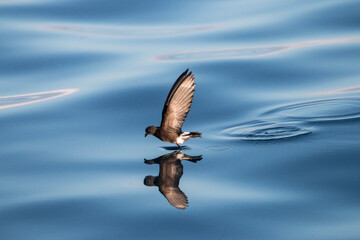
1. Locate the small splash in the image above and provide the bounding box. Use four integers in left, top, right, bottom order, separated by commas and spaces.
0, 89, 78, 109
262, 97, 360, 122
205, 145, 233, 151
221, 121, 311, 141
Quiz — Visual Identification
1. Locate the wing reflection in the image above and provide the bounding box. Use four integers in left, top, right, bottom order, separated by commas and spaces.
144, 151, 202, 210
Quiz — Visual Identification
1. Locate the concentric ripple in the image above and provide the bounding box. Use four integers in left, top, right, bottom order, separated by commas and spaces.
221, 121, 312, 141
0, 89, 78, 109
220, 96, 360, 141
262, 97, 360, 122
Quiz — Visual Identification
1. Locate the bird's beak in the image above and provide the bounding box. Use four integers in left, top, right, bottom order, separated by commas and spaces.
145, 134, 148, 137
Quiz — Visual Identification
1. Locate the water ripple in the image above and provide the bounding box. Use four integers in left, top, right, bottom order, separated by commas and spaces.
221, 121, 311, 141
205, 145, 233, 151
262, 97, 360, 122
0, 89, 78, 109
221, 96, 360, 141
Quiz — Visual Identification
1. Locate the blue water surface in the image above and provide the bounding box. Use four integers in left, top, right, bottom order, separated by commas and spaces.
1, 0, 360, 239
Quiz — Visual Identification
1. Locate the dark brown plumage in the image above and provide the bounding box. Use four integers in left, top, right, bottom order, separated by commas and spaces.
144, 151, 202, 209
145, 69, 201, 149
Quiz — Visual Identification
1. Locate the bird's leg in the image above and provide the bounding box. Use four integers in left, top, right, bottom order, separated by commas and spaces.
177, 144, 182, 150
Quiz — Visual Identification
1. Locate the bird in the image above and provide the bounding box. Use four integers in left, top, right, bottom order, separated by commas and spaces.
145, 69, 201, 149
144, 150, 202, 209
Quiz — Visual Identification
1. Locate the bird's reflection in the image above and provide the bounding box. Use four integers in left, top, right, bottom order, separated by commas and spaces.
144, 151, 202, 209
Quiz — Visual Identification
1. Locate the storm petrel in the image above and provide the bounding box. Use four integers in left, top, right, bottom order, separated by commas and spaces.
145, 69, 201, 149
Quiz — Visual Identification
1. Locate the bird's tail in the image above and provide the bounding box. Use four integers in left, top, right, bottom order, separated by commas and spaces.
186, 155, 203, 163
189, 132, 202, 138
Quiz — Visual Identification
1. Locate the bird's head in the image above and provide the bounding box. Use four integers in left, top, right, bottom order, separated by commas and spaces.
144, 175, 156, 186
145, 126, 157, 137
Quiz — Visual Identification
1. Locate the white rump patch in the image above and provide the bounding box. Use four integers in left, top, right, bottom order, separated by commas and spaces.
176, 132, 190, 144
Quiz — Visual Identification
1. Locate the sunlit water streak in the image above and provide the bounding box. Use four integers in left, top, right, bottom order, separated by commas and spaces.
0, 89, 78, 109
154, 36, 360, 61
315, 85, 360, 96
41, 24, 224, 38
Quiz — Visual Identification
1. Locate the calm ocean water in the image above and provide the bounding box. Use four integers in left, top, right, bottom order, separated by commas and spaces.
1, 0, 360, 239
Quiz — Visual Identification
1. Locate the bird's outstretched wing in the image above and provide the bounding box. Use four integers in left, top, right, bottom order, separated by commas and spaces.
161, 187, 189, 209
161, 69, 196, 133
